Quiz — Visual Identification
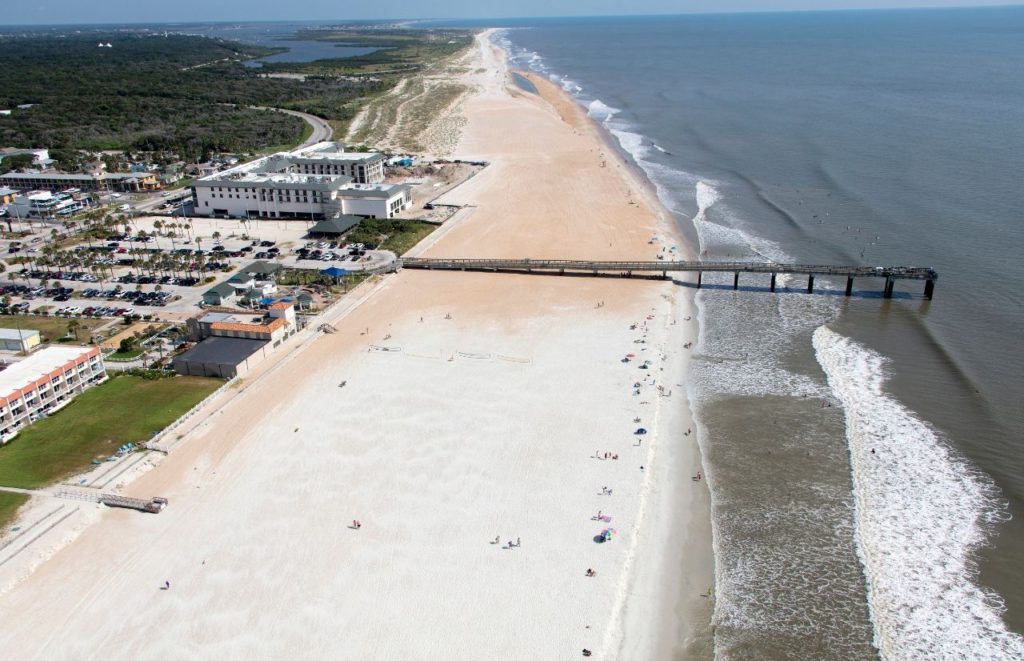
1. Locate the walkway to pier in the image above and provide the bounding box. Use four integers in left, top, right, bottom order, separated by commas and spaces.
399, 258, 938, 299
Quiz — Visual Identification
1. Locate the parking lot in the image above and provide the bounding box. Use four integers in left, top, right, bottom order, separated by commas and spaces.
1, 215, 396, 322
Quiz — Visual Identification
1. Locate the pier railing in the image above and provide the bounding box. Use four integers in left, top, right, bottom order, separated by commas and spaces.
398, 258, 938, 299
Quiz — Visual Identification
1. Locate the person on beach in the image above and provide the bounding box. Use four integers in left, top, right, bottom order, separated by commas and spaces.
163, 580, 170, 590
352, 520, 361, 529
494, 535, 500, 545
516, 537, 521, 547
585, 568, 596, 577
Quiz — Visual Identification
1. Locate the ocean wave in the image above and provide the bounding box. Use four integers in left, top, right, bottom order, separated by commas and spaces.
694, 181, 720, 222
586, 98, 620, 122
812, 326, 1023, 659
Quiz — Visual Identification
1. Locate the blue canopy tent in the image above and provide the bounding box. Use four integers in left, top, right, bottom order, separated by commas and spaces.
321, 266, 348, 284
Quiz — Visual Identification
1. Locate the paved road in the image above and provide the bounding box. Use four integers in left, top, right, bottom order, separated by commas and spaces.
250, 106, 333, 148
279, 108, 333, 148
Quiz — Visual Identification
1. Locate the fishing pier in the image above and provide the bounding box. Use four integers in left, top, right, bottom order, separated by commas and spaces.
399, 258, 938, 299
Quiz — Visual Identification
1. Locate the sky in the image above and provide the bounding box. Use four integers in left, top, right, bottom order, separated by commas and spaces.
1, 0, 1019, 25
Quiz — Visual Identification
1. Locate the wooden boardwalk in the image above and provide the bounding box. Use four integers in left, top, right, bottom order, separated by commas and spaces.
399, 258, 938, 299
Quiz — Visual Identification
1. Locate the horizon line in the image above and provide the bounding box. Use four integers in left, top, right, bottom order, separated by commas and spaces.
1, 3, 1022, 28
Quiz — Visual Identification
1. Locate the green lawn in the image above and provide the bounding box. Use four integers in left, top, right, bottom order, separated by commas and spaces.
0, 492, 29, 532
0, 315, 108, 345
0, 375, 222, 490
106, 348, 144, 362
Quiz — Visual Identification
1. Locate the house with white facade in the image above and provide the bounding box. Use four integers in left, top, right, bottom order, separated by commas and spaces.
190, 142, 410, 221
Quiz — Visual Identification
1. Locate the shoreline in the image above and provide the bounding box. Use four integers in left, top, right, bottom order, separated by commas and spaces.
512, 52, 712, 657
0, 29, 714, 659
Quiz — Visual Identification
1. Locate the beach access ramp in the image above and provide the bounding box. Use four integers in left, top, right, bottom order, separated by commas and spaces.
53, 488, 168, 514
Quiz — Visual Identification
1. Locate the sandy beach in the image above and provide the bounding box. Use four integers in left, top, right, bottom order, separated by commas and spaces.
0, 31, 712, 659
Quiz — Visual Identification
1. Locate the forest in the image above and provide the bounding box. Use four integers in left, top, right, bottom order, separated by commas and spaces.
0, 32, 390, 160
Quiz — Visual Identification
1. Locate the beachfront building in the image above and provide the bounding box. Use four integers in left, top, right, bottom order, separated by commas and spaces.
0, 328, 42, 353
174, 302, 297, 379
290, 142, 385, 184
0, 346, 107, 443
191, 142, 410, 221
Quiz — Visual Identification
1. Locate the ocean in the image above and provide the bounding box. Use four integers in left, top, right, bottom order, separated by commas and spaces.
481, 8, 1024, 659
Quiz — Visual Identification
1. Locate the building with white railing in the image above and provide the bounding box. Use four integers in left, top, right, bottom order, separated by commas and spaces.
0, 346, 107, 443
191, 142, 410, 221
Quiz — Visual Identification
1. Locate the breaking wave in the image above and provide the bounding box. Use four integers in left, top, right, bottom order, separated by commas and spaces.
813, 326, 1023, 660
586, 99, 620, 122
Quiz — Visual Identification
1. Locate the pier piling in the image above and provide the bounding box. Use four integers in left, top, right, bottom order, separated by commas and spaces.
770, 273, 776, 292
807, 275, 815, 294
883, 276, 895, 298
924, 279, 935, 299
733, 272, 740, 290
845, 276, 854, 296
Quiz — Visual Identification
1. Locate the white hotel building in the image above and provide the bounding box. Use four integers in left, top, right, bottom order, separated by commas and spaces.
191, 142, 411, 221
0, 346, 108, 443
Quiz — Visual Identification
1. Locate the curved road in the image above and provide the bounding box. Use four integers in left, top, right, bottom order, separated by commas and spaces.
254, 106, 333, 148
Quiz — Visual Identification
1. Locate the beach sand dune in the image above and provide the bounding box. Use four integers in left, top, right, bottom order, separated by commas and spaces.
0, 32, 711, 659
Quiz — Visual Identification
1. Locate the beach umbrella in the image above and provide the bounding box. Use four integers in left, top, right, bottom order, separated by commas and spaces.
635, 428, 647, 435
626, 353, 636, 358
601, 528, 616, 541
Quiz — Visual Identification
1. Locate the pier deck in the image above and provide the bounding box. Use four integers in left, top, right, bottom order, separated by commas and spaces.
399, 258, 938, 299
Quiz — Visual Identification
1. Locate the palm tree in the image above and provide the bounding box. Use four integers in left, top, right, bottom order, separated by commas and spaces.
67, 319, 80, 340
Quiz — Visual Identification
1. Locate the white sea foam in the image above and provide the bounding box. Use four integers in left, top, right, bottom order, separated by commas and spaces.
587, 99, 620, 122
694, 181, 721, 222
652, 143, 669, 153
813, 326, 1023, 660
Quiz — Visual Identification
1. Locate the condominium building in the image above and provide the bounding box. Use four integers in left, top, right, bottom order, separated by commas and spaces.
0, 346, 108, 443
0, 171, 159, 193
191, 142, 410, 221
